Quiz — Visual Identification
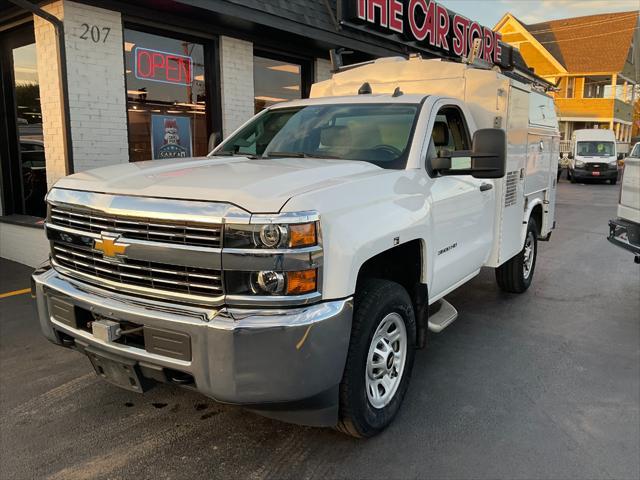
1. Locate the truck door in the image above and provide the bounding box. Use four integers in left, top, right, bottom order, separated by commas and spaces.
427, 106, 496, 298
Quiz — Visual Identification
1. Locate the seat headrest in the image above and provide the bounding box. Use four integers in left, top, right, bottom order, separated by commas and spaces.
321, 126, 351, 147
432, 122, 449, 147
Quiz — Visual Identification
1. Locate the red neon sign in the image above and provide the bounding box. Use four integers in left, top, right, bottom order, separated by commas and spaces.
134, 47, 193, 86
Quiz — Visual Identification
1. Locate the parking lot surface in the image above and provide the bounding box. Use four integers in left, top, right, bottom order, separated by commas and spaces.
1, 181, 639, 480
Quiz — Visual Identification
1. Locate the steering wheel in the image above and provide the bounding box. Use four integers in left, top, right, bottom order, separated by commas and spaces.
371, 144, 402, 159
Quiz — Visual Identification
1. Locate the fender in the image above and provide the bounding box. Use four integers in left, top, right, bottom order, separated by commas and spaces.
283, 170, 432, 300
521, 196, 544, 247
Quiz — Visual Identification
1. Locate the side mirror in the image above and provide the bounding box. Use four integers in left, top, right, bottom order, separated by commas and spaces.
208, 132, 221, 152
432, 128, 506, 179
617, 153, 624, 160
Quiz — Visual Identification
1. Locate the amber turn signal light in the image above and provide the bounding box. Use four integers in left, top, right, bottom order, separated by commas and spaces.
289, 223, 317, 248
286, 269, 317, 295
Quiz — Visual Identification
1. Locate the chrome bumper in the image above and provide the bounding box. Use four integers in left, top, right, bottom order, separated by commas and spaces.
33, 268, 352, 426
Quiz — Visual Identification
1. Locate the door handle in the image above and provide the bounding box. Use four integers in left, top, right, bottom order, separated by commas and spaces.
480, 183, 493, 192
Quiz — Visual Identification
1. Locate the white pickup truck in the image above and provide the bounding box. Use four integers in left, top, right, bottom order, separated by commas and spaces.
609, 142, 640, 263
33, 56, 558, 437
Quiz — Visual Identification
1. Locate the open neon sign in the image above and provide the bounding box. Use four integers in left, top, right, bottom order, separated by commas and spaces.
134, 47, 193, 86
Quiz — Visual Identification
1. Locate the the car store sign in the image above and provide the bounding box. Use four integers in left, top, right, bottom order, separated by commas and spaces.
341, 0, 511, 67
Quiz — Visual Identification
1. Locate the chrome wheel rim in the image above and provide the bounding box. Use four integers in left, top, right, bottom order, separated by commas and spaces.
365, 312, 407, 409
523, 231, 535, 280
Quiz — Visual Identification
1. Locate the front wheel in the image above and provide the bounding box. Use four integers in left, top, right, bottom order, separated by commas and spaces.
495, 217, 538, 293
336, 279, 416, 438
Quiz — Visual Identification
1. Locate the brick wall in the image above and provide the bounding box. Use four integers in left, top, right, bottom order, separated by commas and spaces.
34, 2, 66, 188
220, 36, 254, 138
35, 0, 128, 188
62, 1, 128, 173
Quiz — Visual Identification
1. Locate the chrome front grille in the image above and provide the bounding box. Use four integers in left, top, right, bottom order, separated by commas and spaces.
50, 206, 222, 248
52, 242, 223, 298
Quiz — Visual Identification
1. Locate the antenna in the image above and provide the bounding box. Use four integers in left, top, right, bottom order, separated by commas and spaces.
330, 48, 354, 73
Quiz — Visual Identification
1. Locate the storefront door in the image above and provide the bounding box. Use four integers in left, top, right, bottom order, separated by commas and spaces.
0, 24, 46, 218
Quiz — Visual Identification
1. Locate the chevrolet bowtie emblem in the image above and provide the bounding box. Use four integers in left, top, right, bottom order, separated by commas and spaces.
94, 234, 128, 260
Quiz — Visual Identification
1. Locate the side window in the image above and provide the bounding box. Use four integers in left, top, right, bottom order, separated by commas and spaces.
427, 106, 471, 175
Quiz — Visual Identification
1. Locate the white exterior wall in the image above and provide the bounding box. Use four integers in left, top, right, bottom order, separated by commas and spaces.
220, 36, 254, 138
0, 223, 49, 267
35, 0, 128, 188
62, 1, 129, 173
34, 1, 66, 188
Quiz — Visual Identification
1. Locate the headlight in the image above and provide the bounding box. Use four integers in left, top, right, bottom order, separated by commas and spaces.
226, 269, 318, 296
224, 222, 317, 249
575, 160, 586, 168
608, 160, 618, 167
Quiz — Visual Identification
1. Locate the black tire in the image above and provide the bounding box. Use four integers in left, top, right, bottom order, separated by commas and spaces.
495, 216, 538, 293
336, 279, 416, 438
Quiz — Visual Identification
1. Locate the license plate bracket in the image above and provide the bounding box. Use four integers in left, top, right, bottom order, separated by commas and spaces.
85, 347, 149, 393
592, 171, 601, 176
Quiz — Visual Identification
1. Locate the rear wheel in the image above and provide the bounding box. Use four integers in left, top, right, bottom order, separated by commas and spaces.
336, 279, 416, 438
495, 217, 538, 293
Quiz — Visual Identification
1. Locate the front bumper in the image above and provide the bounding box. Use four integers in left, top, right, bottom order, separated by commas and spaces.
572, 167, 618, 180
33, 268, 353, 426
608, 218, 640, 259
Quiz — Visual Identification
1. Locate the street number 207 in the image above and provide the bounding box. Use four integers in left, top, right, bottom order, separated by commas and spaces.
79, 24, 111, 43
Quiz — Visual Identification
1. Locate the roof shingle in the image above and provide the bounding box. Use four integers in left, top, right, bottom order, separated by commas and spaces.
523, 11, 638, 73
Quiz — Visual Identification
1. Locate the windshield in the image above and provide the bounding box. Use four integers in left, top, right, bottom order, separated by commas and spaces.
213, 103, 420, 169
576, 141, 615, 157
631, 144, 640, 158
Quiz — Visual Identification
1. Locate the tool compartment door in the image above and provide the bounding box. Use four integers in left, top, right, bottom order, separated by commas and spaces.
525, 94, 557, 195
525, 134, 551, 195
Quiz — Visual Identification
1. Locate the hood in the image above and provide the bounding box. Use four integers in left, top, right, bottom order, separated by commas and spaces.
576, 154, 617, 163
54, 156, 384, 212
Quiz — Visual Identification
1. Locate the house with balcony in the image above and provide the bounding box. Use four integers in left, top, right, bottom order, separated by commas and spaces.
495, 11, 639, 150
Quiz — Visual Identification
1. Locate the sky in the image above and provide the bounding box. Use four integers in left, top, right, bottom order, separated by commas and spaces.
440, 0, 639, 27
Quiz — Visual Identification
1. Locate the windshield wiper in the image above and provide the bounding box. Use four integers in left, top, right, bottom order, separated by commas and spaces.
265, 151, 342, 159
210, 151, 258, 159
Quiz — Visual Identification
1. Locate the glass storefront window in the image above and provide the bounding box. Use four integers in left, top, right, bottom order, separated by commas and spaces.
124, 29, 208, 162
254, 55, 303, 113
13, 43, 46, 217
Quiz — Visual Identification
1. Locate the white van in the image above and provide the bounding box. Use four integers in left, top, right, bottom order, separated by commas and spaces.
568, 129, 621, 184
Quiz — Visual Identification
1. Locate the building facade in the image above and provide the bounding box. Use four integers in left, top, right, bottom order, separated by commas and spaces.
495, 11, 639, 147
0, 0, 533, 266
0, 0, 406, 265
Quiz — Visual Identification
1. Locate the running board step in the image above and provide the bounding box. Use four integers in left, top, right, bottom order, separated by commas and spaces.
427, 299, 458, 333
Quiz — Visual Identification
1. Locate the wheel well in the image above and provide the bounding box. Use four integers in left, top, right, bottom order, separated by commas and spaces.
530, 204, 543, 235
357, 240, 421, 292
356, 240, 428, 348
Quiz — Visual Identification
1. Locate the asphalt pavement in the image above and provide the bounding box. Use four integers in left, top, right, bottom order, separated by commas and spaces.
1, 180, 639, 480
